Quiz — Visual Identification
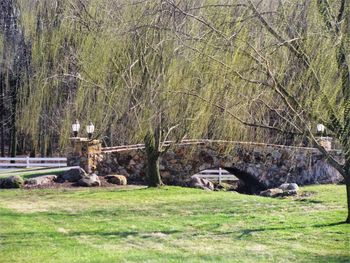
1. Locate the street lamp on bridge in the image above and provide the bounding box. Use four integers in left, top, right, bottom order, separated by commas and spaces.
316, 123, 325, 136
72, 119, 80, 138
86, 121, 95, 140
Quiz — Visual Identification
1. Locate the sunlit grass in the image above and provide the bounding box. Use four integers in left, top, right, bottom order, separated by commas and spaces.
0, 168, 67, 179
0, 185, 349, 262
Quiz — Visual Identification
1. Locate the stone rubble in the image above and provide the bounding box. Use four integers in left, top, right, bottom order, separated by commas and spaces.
259, 183, 299, 197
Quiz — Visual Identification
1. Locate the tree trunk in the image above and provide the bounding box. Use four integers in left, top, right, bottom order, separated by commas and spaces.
0, 72, 5, 157
346, 176, 350, 223
146, 152, 162, 187
9, 125, 16, 158
9, 76, 17, 159
144, 130, 163, 187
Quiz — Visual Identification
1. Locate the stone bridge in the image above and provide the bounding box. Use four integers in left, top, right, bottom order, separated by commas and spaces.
81, 139, 343, 189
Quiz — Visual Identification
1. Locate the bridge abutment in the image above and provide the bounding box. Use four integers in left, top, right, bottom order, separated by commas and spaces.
67, 138, 102, 173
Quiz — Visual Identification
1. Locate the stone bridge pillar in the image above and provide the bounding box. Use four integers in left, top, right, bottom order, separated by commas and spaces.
67, 138, 102, 173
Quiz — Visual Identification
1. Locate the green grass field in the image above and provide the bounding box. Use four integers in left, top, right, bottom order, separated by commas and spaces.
0, 185, 349, 263
0, 167, 68, 179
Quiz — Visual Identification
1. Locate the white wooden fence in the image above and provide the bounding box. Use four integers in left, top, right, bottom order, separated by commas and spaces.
192, 168, 238, 184
0, 157, 67, 168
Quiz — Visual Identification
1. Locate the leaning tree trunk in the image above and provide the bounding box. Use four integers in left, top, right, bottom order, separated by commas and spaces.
344, 161, 350, 223
144, 130, 163, 187
345, 177, 350, 224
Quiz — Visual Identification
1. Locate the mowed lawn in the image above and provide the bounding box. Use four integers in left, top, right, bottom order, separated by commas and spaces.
0, 185, 349, 263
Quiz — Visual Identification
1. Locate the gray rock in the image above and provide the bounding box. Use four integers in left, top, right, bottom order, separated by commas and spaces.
106, 175, 127, 185
78, 174, 101, 187
0, 175, 24, 189
62, 168, 87, 182
281, 190, 298, 196
25, 175, 57, 186
215, 182, 237, 191
189, 176, 214, 191
259, 188, 283, 197
279, 183, 299, 191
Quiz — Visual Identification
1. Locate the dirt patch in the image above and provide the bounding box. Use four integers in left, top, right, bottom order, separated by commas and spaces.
141, 232, 169, 239
4, 200, 54, 213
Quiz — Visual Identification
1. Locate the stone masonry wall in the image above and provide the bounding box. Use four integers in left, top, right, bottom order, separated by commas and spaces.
94, 141, 344, 187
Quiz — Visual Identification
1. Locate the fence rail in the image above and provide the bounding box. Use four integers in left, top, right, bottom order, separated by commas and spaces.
192, 168, 238, 184
101, 139, 333, 154
0, 157, 67, 168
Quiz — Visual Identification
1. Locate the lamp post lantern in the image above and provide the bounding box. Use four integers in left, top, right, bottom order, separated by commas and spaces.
316, 123, 325, 136
68, 120, 101, 173
72, 119, 80, 137
86, 121, 95, 139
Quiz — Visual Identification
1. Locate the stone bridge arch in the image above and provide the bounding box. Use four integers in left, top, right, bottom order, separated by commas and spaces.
92, 140, 343, 188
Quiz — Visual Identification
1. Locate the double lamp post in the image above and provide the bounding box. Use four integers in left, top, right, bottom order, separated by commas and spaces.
72, 119, 95, 139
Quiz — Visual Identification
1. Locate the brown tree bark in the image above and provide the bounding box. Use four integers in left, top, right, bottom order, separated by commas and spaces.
345, 176, 350, 223
0, 72, 5, 157
144, 129, 164, 187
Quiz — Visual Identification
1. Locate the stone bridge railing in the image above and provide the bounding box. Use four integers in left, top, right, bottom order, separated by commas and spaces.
81, 139, 344, 188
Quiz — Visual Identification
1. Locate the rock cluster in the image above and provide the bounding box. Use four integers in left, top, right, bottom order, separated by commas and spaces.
0, 168, 130, 189
58, 168, 127, 187
259, 183, 299, 197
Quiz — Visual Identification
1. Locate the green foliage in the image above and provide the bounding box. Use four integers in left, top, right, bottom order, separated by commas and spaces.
6, 0, 348, 155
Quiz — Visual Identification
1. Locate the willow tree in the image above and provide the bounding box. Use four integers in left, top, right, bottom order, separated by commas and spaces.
14, 0, 231, 186
167, 0, 350, 222
16, 0, 150, 153
126, 1, 209, 186
241, 0, 350, 223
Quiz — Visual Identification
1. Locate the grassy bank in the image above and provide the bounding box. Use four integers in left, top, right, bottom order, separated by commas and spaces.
0, 185, 349, 262
0, 167, 68, 179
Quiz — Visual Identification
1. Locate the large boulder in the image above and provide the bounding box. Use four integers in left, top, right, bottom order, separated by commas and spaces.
279, 183, 299, 191
106, 175, 127, 185
0, 175, 24, 189
259, 188, 283, 197
25, 175, 57, 186
189, 176, 214, 191
61, 168, 87, 182
78, 173, 101, 187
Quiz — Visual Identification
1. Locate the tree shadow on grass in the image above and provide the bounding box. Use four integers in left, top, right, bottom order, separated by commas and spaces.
314, 255, 350, 263
237, 221, 347, 239
69, 229, 180, 238
0, 229, 181, 243
295, 198, 323, 204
